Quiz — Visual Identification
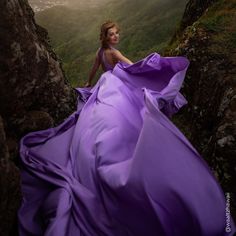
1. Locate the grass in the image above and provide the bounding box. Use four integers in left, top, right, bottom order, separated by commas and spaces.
198, 0, 236, 55
165, 0, 236, 57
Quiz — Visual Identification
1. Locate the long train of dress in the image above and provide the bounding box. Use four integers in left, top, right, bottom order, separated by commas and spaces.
18, 52, 236, 235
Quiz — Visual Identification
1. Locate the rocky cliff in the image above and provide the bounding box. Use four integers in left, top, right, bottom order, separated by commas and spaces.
166, 0, 236, 220
0, 0, 77, 235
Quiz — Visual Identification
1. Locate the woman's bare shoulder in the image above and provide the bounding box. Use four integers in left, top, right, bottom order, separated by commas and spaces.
110, 48, 122, 57
111, 49, 133, 65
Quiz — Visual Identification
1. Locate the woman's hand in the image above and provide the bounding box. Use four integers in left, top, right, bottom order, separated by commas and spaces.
84, 81, 91, 87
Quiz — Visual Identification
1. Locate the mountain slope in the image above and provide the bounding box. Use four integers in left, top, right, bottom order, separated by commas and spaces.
35, 0, 188, 85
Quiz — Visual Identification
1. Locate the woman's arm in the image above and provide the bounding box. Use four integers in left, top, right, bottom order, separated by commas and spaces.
84, 49, 101, 87
112, 50, 133, 65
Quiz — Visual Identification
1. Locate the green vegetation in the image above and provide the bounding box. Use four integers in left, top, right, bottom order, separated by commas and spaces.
35, 0, 188, 86
165, 0, 236, 57
198, 0, 236, 55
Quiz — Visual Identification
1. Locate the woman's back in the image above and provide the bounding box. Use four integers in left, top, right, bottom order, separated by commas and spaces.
98, 46, 117, 71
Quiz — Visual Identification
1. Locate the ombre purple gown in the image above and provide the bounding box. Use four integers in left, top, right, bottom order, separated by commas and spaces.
18, 47, 236, 236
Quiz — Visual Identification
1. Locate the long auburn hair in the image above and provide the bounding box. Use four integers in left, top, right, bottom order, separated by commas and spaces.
100, 20, 120, 49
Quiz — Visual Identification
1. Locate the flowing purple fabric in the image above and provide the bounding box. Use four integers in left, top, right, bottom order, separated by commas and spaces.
18, 51, 236, 236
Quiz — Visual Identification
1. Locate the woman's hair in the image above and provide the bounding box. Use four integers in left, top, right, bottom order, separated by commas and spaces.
100, 20, 120, 49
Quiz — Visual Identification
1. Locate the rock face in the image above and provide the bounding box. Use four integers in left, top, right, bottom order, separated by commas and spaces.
180, 0, 215, 30
0, 116, 21, 236
166, 0, 236, 220
0, 0, 77, 235
0, 0, 77, 138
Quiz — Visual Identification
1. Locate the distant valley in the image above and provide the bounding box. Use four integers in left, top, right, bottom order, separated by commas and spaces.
29, 0, 67, 12
29, 0, 113, 12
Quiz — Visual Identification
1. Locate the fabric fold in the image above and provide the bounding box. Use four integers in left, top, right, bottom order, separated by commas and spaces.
18, 52, 236, 236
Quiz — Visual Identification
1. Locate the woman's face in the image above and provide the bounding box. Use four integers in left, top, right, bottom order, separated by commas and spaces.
106, 26, 120, 46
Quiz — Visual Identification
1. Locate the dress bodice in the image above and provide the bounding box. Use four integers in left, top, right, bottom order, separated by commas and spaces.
98, 46, 117, 71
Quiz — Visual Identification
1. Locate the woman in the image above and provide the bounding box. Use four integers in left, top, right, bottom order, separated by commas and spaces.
84, 21, 133, 87
18, 20, 236, 235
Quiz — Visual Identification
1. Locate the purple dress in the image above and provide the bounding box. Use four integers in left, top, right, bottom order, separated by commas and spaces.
18, 46, 236, 236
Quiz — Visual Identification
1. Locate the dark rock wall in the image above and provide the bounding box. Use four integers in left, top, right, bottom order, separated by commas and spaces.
166, 0, 236, 220
0, 0, 77, 235
0, 0, 77, 138
180, 0, 216, 30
